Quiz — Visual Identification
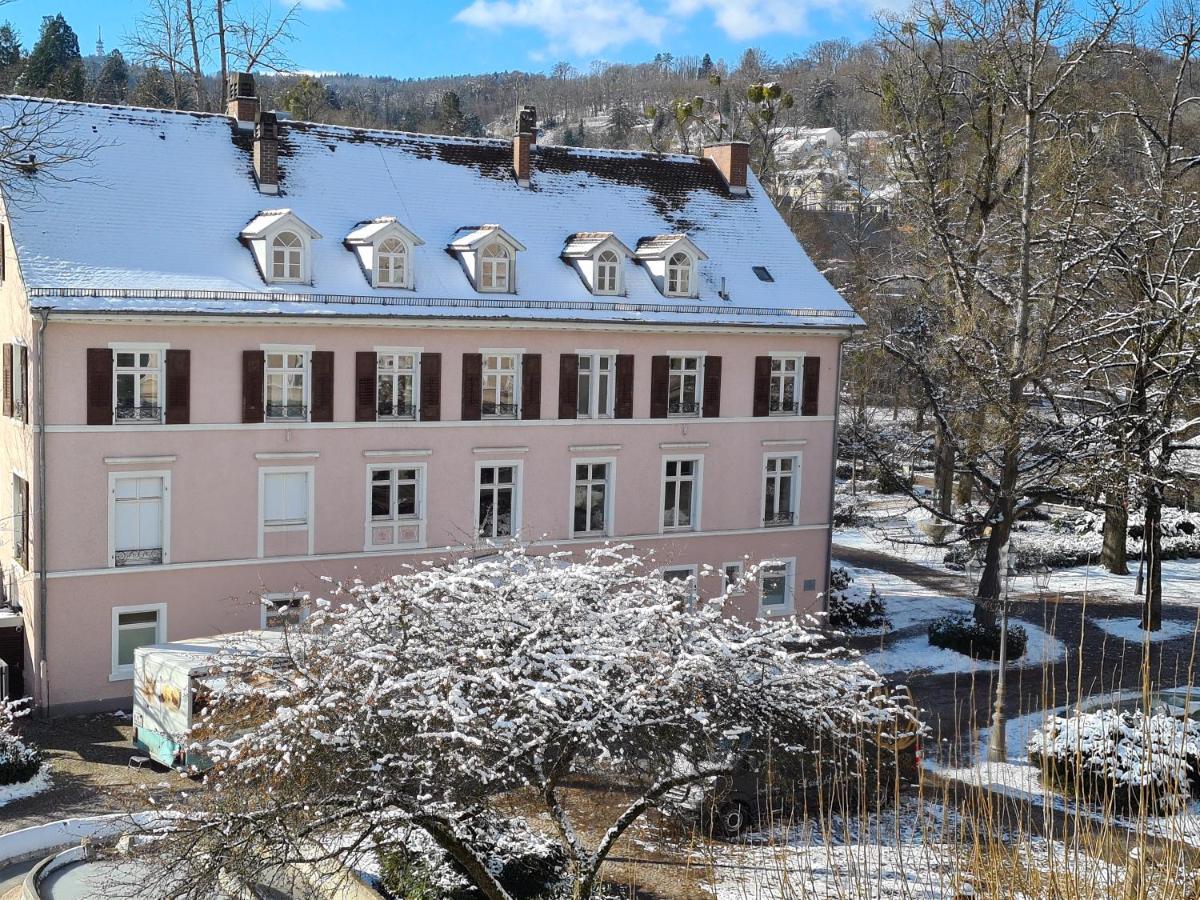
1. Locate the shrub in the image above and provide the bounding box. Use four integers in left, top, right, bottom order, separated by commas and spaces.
877, 468, 914, 495
928, 615, 1027, 661
826, 567, 889, 631
1028, 709, 1200, 812
377, 813, 566, 900
0, 699, 42, 787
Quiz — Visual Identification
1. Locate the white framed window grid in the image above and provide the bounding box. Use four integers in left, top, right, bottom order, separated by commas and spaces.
668, 355, 702, 417
264, 350, 309, 421
258, 466, 314, 557
769, 356, 802, 415
759, 558, 796, 615
109, 470, 169, 568
475, 461, 521, 540
376, 351, 419, 419
111, 602, 167, 681
113, 347, 164, 424
367, 463, 427, 550
481, 352, 520, 418
661, 456, 701, 532
570, 459, 613, 537
763, 454, 799, 527
576, 352, 615, 418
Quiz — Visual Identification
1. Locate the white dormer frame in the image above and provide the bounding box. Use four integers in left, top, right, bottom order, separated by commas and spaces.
562, 233, 633, 297
240, 210, 322, 286
634, 235, 708, 299
449, 225, 526, 294
344, 218, 425, 290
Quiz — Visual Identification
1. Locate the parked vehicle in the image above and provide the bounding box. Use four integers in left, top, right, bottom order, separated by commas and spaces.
132, 630, 285, 770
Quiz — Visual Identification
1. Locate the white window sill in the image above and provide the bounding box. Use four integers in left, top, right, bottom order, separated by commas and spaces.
264, 522, 309, 532
109, 670, 134, 683
760, 606, 794, 617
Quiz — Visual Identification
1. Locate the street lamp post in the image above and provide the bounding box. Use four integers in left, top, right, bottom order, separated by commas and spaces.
987, 540, 1011, 764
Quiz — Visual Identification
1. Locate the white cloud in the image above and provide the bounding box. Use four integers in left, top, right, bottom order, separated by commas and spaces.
455, 0, 669, 57
295, 0, 345, 11
668, 0, 894, 41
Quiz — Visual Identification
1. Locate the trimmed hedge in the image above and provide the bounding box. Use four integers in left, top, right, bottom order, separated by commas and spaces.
928, 614, 1027, 661
0, 699, 42, 787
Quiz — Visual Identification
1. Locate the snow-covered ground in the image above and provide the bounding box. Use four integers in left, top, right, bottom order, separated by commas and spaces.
834, 563, 972, 632
862, 620, 1065, 677
0, 764, 51, 807
1093, 616, 1198, 643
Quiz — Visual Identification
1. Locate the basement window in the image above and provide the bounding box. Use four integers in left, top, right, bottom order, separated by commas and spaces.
752, 266, 774, 283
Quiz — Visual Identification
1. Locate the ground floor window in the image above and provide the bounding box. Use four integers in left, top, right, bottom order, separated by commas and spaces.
368, 464, 426, 549
661, 565, 698, 607
722, 561, 746, 595
759, 560, 795, 615
261, 592, 310, 631
477, 463, 520, 539
571, 460, 611, 537
111, 603, 166, 679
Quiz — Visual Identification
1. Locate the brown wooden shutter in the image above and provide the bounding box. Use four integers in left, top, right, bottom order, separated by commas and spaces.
310, 351, 334, 422
164, 349, 190, 425
752, 355, 772, 417
2, 344, 11, 419
558, 353, 578, 419
614, 354, 634, 419
461, 353, 482, 421
520, 353, 541, 420
702, 355, 722, 418
802, 355, 821, 416
419, 352, 441, 421
18, 345, 27, 423
649, 355, 669, 419
242, 350, 264, 423
87, 348, 113, 426
355, 352, 376, 422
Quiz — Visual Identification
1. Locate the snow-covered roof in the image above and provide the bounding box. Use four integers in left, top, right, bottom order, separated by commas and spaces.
633, 234, 708, 261
1, 96, 861, 329
448, 223, 526, 252
344, 217, 425, 247
561, 231, 632, 259
239, 208, 321, 240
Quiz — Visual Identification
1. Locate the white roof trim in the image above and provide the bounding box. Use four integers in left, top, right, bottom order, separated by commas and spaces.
634, 234, 708, 261
561, 232, 634, 260
449, 224, 526, 253
344, 217, 425, 247
240, 209, 322, 241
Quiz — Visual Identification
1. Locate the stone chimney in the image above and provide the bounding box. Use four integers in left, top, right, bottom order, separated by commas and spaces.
253, 111, 279, 195
702, 141, 750, 195
227, 72, 259, 130
513, 105, 536, 187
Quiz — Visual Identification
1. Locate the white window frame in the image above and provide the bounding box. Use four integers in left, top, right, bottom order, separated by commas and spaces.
375, 237, 412, 289
660, 455, 702, 533
108, 470, 171, 568
111, 343, 167, 425
479, 242, 513, 292
260, 591, 311, 631
768, 353, 804, 416
258, 466, 315, 558
665, 251, 694, 297
481, 350, 521, 419
474, 460, 523, 541
569, 457, 615, 538
762, 453, 801, 528
593, 249, 621, 295
375, 348, 421, 420
365, 462, 428, 550
11, 471, 26, 570
660, 564, 699, 607
269, 229, 307, 284
722, 561, 746, 595
263, 347, 311, 422
667, 354, 704, 418
575, 351, 616, 419
759, 558, 796, 616
110, 601, 167, 681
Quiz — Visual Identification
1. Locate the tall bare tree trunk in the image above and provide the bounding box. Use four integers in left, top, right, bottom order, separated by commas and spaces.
934, 426, 954, 517
184, 0, 206, 110
1143, 487, 1163, 630
215, 0, 228, 98
1100, 484, 1128, 575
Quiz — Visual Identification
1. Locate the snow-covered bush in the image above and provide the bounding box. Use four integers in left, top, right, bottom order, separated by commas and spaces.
155, 545, 919, 900
377, 813, 566, 899
1028, 709, 1200, 811
826, 567, 889, 631
928, 614, 1028, 661
0, 698, 42, 787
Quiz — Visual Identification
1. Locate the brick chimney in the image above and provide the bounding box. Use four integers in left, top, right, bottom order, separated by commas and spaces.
702, 141, 750, 195
513, 105, 536, 187
253, 111, 279, 195
227, 72, 259, 130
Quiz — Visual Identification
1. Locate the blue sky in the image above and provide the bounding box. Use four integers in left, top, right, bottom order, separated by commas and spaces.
4, 1, 889, 79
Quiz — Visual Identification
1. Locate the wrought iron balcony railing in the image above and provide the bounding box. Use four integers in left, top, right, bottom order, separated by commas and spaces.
482, 401, 518, 418
763, 511, 795, 527
378, 401, 416, 419
266, 403, 307, 420
115, 547, 163, 567
115, 404, 162, 423
668, 399, 700, 416
769, 398, 799, 414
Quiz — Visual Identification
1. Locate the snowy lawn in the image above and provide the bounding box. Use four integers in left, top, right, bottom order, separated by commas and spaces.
861, 618, 1065, 676
0, 763, 50, 807
832, 562, 973, 633
1092, 616, 1199, 644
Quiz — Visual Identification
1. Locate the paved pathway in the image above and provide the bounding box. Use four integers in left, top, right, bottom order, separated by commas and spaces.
832, 543, 1200, 765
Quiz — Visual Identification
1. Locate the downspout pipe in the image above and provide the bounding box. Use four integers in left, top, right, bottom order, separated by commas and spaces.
822, 336, 848, 614
35, 308, 48, 713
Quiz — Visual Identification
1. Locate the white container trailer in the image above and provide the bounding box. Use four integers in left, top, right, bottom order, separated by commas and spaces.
132, 630, 286, 769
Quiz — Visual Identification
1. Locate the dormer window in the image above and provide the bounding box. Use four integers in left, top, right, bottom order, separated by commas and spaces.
666, 252, 692, 297
344, 217, 424, 290
377, 239, 407, 287
272, 231, 303, 282
480, 242, 511, 292
634, 234, 707, 299
449, 225, 524, 294
240, 210, 321, 286
596, 250, 620, 294
561, 232, 633, 296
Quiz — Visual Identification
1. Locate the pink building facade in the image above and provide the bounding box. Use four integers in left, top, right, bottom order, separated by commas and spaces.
0, 81, 860, 713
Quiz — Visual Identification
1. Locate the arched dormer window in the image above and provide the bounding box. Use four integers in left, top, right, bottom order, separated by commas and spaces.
596, 249, 620, 294
666, 252, 692, 296
377, 238, 408, 287
480, 242, 512, 292
271, 231, 304, 282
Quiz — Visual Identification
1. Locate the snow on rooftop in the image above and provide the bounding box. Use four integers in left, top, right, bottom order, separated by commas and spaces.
0, 96, 860, 328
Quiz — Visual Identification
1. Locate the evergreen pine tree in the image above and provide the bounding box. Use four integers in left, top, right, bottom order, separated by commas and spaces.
15, 14, 81, 97
0, 23, 22, 92
94, 50, 128, 103
130, 66, 174, 109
